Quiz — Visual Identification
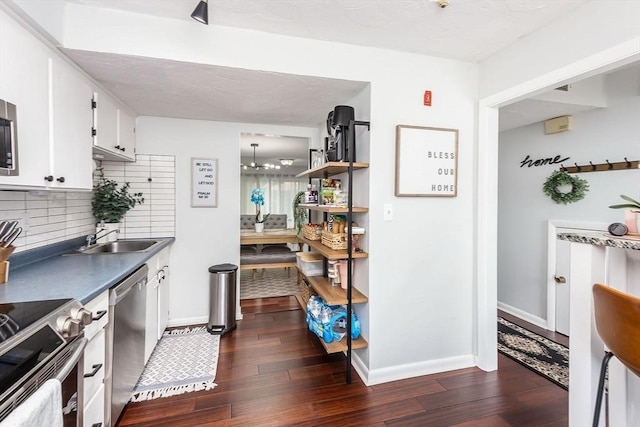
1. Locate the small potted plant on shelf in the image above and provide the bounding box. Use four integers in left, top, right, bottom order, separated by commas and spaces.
92, 174, 144, 242
250, 188, 270, 232
293, 190, 308, 235
609, 194, 640, 235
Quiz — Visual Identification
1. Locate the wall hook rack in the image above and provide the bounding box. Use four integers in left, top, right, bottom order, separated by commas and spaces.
560, 158, 639, 173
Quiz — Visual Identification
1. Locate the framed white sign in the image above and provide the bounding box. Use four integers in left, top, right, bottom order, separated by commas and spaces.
395, 125, 459, 197
191, 158, 218, 207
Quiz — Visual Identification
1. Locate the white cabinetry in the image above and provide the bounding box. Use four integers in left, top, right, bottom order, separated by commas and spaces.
50, 57, 93, 189
0, 9, 93, 190
144, 246, 171, 362
92, 90, 136, 162
82, 290, 109, 427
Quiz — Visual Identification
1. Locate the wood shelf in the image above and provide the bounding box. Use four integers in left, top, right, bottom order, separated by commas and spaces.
297, 162, 369, 179
305, 274, 368, 305
300, 237, 368, 260
298, 204, 368, 213
320, 335, 368, 354
295, 292, 368, 354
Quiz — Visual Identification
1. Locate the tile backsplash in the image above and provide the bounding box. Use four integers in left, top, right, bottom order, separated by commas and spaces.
0, 191, 94, 252
0, 154, 176, 253
100, 154, 176, 239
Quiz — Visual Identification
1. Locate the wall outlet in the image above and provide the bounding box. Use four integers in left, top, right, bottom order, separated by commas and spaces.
384, 203, 393, 221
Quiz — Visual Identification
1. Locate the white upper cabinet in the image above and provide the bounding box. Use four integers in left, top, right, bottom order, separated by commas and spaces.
92, 90, 136, 161
50, 57, 93, 189
0, 10, 51, 188
118, 108, 136, 158
0, 9, 93, 190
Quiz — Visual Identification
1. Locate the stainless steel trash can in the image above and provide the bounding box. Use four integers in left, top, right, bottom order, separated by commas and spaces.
207, 263, 238, 334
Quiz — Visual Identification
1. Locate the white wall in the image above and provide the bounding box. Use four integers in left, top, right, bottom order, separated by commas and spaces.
498, 66, 640, 320
135, 117, 321, 325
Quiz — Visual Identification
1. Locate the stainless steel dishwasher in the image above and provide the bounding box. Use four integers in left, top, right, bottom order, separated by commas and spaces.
106, 264, 148, 427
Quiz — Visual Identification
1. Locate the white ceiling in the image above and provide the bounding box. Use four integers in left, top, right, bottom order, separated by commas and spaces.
58, 0, 598, 163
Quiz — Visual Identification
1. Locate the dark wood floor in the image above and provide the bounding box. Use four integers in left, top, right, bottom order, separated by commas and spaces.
117, 297, 568, 426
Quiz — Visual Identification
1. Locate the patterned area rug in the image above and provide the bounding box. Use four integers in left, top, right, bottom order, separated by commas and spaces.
240, 268, 298, 300
130, 326, 220, 402
498, 317, 569, 389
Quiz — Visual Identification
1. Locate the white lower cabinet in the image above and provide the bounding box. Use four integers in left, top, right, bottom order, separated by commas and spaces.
83, 385, 105, 427
144, 246, 171, 361
157, 266, 170, 340
83, 290, 109, 427
144, 273, 159, 364
83, 329, 105, 404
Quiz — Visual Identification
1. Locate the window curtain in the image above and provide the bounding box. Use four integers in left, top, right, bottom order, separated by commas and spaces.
241, 173, 308, 228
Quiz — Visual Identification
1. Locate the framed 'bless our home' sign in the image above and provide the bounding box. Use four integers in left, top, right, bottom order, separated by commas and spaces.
395, 125, 459, 197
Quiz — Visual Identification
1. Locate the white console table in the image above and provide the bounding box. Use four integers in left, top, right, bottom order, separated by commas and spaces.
557, 232, 640, 427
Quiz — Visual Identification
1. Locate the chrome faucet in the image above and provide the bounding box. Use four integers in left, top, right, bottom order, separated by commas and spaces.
85, 228, 119, 248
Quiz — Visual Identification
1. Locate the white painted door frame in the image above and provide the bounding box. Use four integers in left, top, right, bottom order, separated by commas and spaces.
475, 42, 639, 372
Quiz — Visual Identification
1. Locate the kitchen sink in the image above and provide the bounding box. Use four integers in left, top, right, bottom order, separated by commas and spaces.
67, 239, 161, 255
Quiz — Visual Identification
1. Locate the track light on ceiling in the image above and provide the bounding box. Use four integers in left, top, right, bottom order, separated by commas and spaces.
191, 0, 208, 25
280, 159, 294, 166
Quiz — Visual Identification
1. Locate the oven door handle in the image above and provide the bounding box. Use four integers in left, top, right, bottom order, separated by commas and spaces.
55, 337, 87, 382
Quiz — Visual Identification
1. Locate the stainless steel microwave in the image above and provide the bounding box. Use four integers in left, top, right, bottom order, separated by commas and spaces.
0, 99, 18, 176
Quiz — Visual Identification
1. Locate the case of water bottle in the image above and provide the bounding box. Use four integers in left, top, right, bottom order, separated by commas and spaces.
306, 296, 360, 344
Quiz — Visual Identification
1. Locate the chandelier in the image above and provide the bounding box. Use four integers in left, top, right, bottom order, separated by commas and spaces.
242, 143, 280, 170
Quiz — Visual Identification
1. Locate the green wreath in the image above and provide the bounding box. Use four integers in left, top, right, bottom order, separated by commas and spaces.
543, 170, 589, 204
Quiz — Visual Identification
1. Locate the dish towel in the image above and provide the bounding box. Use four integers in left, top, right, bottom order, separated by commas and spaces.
0, 378, 63, 427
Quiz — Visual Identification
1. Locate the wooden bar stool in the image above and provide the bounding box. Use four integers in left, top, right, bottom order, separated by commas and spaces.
591, 283, 640, 427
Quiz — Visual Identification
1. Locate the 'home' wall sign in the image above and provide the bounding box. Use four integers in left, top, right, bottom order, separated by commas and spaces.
520, 154, 570, 168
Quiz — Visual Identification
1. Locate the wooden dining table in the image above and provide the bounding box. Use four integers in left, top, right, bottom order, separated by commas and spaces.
240, 228, 300, 245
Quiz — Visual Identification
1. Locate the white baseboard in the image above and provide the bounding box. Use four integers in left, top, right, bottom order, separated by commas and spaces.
364, 354, 475, 386
497, 301, 548, 330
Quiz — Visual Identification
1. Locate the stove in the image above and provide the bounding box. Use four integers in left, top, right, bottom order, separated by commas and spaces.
0, 298, 93, 422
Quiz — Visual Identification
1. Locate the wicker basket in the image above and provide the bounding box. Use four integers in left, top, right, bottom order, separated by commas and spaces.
299, 275, 318, 303
303, 224, 323, 241
321, 230, 348, 250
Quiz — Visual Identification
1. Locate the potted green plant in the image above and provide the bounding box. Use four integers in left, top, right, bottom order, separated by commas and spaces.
292, 190, 308, 235
609, 194, 640, 235
92, 175, 144, 241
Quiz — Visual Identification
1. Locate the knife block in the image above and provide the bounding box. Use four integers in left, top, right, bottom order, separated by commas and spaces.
0, 246, 15, 284
0, 261, 8, 284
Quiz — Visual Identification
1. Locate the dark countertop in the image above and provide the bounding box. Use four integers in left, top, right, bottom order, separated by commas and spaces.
0, 237, 175, 304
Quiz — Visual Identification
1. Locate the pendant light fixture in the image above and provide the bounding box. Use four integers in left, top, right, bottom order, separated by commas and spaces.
241, 143, 280, 170
250, 143, 258, 169
191, 0, 208, 25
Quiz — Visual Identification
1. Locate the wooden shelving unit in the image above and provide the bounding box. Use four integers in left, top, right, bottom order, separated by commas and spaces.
296, 121, 370, 381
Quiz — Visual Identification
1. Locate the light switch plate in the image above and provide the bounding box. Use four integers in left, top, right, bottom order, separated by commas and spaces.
384, 203, 393, 221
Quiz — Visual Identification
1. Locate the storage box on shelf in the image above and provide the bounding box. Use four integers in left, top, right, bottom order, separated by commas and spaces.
302, 223, 323, 241
296, 251, 323, 276
321, 230, 348, 250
